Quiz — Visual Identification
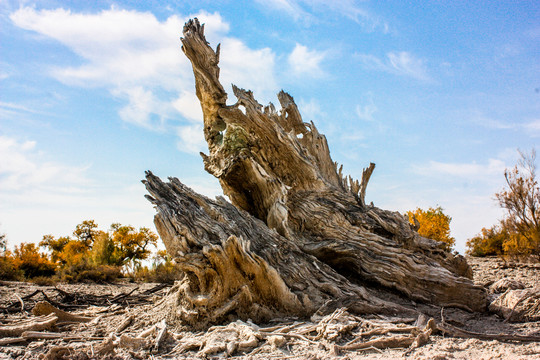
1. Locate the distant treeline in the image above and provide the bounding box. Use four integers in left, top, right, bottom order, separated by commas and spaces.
0, 220, 179, 283
1, 150, 537, 283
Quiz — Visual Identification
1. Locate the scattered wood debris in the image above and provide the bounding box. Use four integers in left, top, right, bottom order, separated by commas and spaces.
0, 280, 539, 359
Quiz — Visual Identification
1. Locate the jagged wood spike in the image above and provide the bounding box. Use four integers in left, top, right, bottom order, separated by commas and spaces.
359, 162, 376, 207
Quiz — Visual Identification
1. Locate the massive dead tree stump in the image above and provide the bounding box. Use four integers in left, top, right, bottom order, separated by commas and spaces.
143, 18, 486, 328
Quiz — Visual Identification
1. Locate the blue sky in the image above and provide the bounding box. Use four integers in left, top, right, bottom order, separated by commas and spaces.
1, 0, 538, 253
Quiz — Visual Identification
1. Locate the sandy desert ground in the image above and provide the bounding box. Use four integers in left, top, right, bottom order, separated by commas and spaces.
0, 256, 538, 359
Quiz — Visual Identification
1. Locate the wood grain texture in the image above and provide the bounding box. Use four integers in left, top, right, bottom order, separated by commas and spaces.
143, 18, 486, 328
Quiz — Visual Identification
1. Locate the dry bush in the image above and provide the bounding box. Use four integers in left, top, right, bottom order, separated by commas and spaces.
133, 251, 181, 283
466, 225, 505, 257
12, 242, 56, 279
59, 263, 122, 283
468, 149, 539, 259
0, 254, 23, 281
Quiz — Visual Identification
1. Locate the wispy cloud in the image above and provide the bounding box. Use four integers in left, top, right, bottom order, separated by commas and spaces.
10, 7, 278, 153
288, 43, 326, 78
470, 111, 540, 136
255, 0, 389, 32
172, 91, 203, 123
524, 119, 540, 133
470, 113, 515, 130
219, 38, 277, 103
298, 98, 324, 122
176, 124, 206, 154
256, 0, 308, 22
355, 95, 377, 122
0, 101, 51, 116
414, 158, 506, 179
0, 135, 90, 193
356, 51, 431, 81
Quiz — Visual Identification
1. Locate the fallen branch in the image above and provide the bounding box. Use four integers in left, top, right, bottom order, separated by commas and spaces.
334, 317, 435, 354
260, 331, 318, 345
111, 287, 139, 303
22, 331, 63, 340
115, 314, 134, 334
0, 314, 58, 337
337, 334, 417, 352
0, 337, 27, 345
437, 322, 540, 343
143, 283, 172, 295
32, 301, 93, 323
20, 331, 104, 341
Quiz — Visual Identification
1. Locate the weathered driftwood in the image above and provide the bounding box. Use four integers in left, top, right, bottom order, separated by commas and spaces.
0, 314, 58, 337
143, 18, 486, 328
115, 314, 134, 334
489, 287, 540, 322
33, 301, 93, 323
145, 174, 409, 328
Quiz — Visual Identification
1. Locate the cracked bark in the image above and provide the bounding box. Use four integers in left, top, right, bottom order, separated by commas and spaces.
143, 18, 486, 329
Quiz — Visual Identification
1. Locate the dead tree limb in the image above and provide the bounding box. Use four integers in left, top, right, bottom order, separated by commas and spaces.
0, 314, 58, 337
32, 301, 93, 323
143, 18, 486, 328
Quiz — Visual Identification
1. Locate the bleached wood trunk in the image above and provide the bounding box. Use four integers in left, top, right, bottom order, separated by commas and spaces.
143, 18, 486, 328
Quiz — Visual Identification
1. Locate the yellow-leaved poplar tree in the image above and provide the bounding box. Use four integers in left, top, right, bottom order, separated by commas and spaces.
407, 206, 456, 251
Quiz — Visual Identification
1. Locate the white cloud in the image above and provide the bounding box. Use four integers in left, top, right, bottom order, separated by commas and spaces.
524, 119, 540, 134
0, 135, 90, 193
356, 51, 431, 81
219, 38, 277, 104
257, 0, 308, 21
415, 158, 506, 179
387, 52, 430, 81
298, 98, 323, 122
471, 113, 515, 130
11, 8, 187, 86
176, 124, 206, 154
355, 95, 377, 122
0, 135, 160, 247
113, 86, 168, 129
255, 0, 389, 32
288, 43, 326, 78
172, 91, 203, 123
470, 111, 540, 136
0, 101, 49, 115
10, 7, 278, 153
